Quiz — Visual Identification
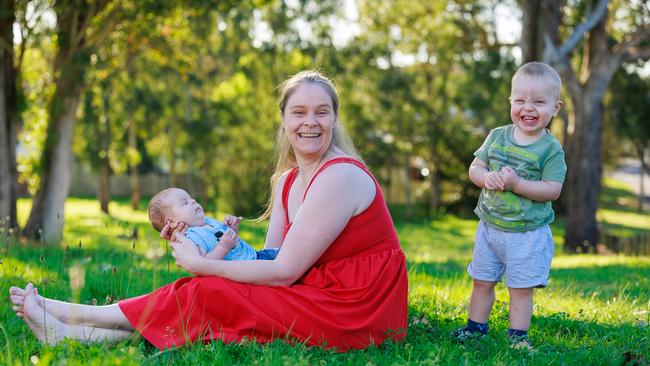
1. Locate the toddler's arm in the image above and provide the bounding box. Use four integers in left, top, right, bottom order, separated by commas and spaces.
469, 158, 504, 191
204, 229, 238, 260
500, 166, 563, 202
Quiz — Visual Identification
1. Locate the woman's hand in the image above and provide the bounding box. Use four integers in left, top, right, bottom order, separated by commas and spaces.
169, 234, 203, 274
160, 221, 188, 241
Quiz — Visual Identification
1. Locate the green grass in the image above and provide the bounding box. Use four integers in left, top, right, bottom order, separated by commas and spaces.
1, 179, 649, 365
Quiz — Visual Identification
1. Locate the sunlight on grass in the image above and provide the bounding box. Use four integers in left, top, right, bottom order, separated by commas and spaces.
3, 180, 650, 364
0, 256, 62, 286
597, 209, 650, 234
552, 254, 650, 269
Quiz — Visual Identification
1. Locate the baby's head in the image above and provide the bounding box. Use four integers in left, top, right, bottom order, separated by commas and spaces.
148, 188, 205, 232
509, 62, 563, 134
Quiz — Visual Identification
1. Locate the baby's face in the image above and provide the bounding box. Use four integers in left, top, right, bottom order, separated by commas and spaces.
164, 188, 205, 227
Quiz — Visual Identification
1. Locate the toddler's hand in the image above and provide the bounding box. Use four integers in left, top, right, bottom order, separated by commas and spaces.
483, 171, 505, 191
218, 228, 238, 250
499, 166, 521, 191
224, 215, 242, 233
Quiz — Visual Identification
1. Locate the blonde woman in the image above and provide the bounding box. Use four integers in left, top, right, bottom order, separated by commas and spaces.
10, 70, 408, 351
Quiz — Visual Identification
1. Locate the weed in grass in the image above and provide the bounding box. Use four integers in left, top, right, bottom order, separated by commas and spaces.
1, 182, 649, 364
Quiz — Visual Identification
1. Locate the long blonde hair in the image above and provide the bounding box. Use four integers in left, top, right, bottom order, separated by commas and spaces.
258, 70, 363, 220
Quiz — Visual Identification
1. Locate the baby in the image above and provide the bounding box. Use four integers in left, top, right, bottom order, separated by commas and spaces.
148, 187, 279, 260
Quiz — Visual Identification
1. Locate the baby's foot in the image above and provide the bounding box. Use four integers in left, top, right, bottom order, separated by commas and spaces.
21, 284, 68, 345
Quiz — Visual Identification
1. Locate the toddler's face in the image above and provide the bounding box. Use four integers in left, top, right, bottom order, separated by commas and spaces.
164, 188, 205, 227
509, 75, 562, 137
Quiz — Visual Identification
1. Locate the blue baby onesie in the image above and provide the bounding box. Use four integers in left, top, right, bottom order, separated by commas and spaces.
185, 217, 258, 260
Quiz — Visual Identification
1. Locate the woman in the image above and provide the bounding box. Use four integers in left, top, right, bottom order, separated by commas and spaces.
10, 70, 408, 350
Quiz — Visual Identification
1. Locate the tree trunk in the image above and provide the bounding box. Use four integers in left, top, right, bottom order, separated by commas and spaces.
636, 143, 646, 213
520, 0, 542, 62
563, 90, 603, 252
23, 5, 91, 244
0, 0, 18, 231
23, 89, 83, 244
558, 5, 621, 253
518, 0, 646, 253
0, 37, 10, 228
520, 0, 561, 63
98, 89, 111, 214
403, 153, 413, 221
428, 143, 441, 216
423, 63, 442, 216
98, 163, 110, 213
128, 120, 140, 210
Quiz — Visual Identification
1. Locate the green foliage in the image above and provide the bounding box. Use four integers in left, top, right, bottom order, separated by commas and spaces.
10, 0, 649, 236
609, 67, 650, 153
1, 178, 648, 364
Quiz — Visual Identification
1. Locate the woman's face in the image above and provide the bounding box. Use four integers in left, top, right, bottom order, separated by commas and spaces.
282, 83, 336, 159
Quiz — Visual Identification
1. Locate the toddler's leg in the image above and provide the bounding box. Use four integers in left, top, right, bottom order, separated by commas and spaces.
453, 279, 496, 340
507, 287, 534, 350
469, 279, 497, 323
508, 287, 533, 331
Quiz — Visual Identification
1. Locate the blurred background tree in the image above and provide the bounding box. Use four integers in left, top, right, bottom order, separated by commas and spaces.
1, 0, 648, 250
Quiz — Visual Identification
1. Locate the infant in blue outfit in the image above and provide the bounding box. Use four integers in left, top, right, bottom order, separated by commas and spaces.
148, 188, 279, 260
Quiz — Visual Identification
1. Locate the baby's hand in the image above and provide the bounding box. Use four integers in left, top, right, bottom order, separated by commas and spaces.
218, 228, 238, 250
224, 215, 242, 233
499, 166, 521, 191
483, 171, 505, 191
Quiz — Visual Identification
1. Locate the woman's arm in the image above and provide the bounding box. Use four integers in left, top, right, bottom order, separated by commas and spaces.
169, 163, 375, 286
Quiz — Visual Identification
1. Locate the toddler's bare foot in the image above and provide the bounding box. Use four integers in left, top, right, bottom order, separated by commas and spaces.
21, 284, 69, 345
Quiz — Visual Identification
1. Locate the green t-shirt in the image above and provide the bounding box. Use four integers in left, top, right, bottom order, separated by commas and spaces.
474, 124, 567, 232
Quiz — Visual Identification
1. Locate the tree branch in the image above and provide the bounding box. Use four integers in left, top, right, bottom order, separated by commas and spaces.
559, 0, 609, 57
544, 0, 609, 62
615, 24, 650, 60
623, 46, 650, 62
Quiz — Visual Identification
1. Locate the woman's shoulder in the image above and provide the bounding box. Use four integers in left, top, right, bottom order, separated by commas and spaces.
317, 156, 375, 191
314, 156, 376, 213
274, 168, 297, 190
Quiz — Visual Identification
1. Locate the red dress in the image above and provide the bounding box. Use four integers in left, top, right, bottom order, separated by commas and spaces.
118, 158, 408, 350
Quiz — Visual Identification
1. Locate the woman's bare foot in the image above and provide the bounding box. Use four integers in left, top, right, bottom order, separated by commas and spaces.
9, 283, 43, 319
21, 284, 69, 345
9, 284, 72, 324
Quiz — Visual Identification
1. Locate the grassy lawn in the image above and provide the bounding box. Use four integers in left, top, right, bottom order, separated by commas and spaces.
0, 179, 648, 365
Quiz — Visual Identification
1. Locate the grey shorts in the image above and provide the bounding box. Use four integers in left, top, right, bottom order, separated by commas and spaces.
467, 220, 554, 288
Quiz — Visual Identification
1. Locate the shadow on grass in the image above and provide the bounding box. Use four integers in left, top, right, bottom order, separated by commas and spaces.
402, 301, 648, 365
599, 184, 643, 213
550, 264, 650, 299
407, 260, 466, 279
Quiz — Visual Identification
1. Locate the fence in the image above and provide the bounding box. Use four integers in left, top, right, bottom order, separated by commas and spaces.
598, 228, 650, 256
70, 168, 202, 198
